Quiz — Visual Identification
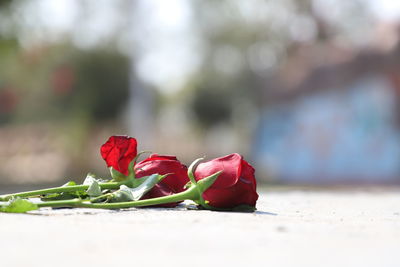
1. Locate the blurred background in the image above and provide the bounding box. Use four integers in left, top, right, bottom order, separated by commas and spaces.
1, 0, 400, 188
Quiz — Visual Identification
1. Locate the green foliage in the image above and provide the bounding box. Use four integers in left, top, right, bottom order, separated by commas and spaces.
0, 198, 38, 213
85, 180, 102, 197
0, 0, 13, 8
83, 173, 110, 197
128, 174, 165, 201
41, 180, 85, 201
109, 185, 135, 202
110, 174, 165, 203
0, 43, 130, 125
64, 181, 76, 186
72, 50, 130, 121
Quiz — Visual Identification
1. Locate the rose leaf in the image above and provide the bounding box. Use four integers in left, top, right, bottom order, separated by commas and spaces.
84, 174, 102, 197
109, 174, 165, 203
109, 185, 134, 202
0, 198, 38, 213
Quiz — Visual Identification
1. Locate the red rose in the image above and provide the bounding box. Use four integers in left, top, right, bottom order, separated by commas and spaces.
194, 153, 259, 209
100, 136, 138, 176
135, 154, 190, 207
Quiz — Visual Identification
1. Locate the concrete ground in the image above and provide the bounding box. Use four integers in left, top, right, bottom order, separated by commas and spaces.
1, 188, 399, 267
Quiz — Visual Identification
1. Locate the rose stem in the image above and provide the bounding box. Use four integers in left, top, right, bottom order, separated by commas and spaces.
0, 181, 123, 201
36, 186, 198, 209
35, 171, 222, 210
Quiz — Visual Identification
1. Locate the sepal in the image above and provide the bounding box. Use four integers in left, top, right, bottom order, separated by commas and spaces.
110, 167, 129, 181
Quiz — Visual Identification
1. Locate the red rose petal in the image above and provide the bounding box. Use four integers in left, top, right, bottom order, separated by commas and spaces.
194, 153, 242, 189
100, 136, 137, 175
194, 153, 258, 209
136, 154, 189, 194
202, 180, 259, 208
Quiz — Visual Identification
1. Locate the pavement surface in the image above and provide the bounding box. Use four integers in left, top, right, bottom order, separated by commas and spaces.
1, 189, 399, 267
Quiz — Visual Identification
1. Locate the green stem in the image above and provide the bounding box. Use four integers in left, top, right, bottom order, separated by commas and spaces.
0, 182, 123, 201
4, 169, 222, 212
89, 193, 112, 203
35, 170, 222, 210
36, 186, 198, 209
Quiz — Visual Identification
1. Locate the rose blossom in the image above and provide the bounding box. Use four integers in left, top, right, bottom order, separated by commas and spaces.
135, 154, 190, 207
100, 136, 137, 176
194, 153, 259, 209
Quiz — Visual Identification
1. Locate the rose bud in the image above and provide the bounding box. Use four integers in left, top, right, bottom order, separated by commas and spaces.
194, 153, 259, 209
100, 136, 137, 176
135, 154, 190, 207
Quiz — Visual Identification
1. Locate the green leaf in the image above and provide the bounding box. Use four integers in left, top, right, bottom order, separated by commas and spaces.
41, 181, 85, 201
109, 174, 166, 203
129, 174, 165, 201
109, 185, 134, 202
86, 181, 101, 197
0, 198, 38, 213
84, 174, 102, 197
62, 181, 77, 187
125, 175, 149, 188
83, 173, 104, 185
83, 173, 109, 184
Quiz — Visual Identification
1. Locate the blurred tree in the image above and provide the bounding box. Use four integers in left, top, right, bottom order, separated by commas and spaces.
188, 0, 371, 129
0, 43, 130, 124
0, 0, 131, 125
191, 85, 231, 127
70, 49, 130, 121
0, 0, 12, 6
0, 0, 19, 125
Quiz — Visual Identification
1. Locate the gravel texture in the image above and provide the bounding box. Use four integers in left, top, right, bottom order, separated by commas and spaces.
1, 189, 399, 267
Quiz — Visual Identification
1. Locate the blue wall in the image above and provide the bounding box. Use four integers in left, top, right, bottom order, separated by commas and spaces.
253, 75, 400, 182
